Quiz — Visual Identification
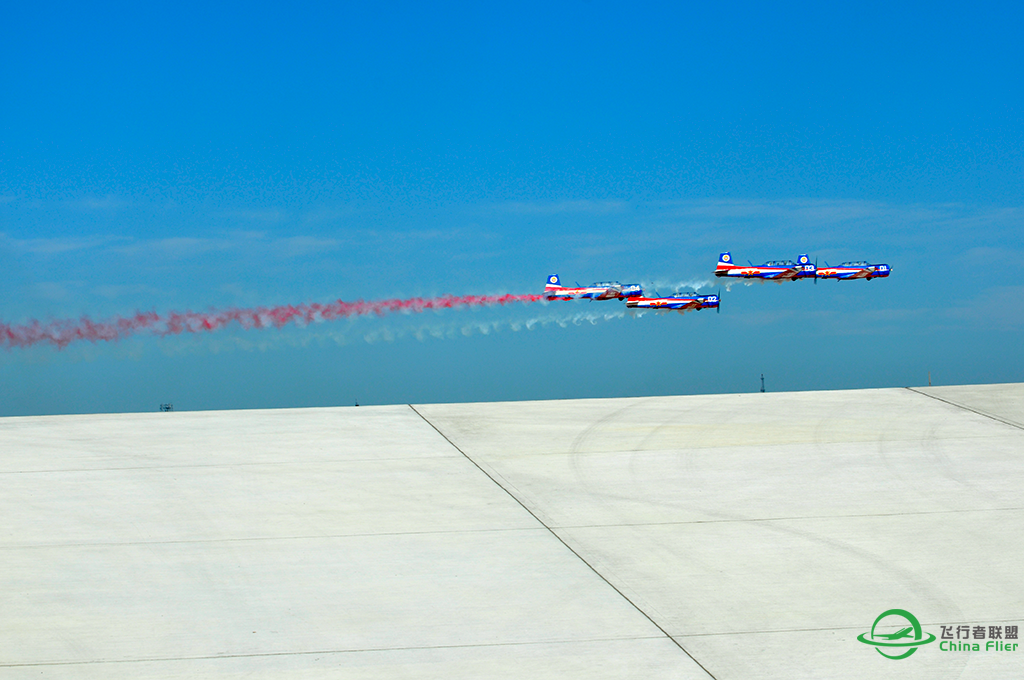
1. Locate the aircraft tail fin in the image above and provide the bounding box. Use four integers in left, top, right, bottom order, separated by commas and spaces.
796, 254, 816, 279
715, 252, 734, 276
545, 274, 562, 292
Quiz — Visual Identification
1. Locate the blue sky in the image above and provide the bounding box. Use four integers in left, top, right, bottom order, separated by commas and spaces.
1, 1, 1022, 416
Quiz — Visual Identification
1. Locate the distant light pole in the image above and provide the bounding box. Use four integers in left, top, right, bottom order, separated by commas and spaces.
760, 374, 765, 393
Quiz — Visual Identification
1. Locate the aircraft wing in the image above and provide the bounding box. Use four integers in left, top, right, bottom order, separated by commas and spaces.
775, 267, 801, 280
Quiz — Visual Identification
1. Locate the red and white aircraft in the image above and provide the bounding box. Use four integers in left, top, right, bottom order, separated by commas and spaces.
714, 252, 816, 281
543, 275, 643, 301
625, 292, 719, 312
816, 261, 891, 280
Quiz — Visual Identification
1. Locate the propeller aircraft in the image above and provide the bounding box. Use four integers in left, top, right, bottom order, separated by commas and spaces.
543, 275, 643, 301
714, 253, 817, 281
625, 291, 719, 312
816, 261, 891, 280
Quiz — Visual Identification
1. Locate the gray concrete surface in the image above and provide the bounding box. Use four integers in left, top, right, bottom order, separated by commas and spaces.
2, 384, 1023, 678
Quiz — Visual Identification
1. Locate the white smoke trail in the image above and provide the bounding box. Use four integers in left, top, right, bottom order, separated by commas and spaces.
720, 277, 784, 291
46, 303, 636, 357
647, 278, 715, 293
364, 307, 629, 344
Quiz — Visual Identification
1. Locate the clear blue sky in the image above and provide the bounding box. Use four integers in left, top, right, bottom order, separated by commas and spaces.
2, 1, 1022, 415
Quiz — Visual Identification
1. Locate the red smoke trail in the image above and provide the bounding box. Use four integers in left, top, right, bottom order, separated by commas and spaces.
2, 293, 545, 350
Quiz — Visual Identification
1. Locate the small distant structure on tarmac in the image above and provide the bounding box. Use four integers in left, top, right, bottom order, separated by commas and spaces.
760, 374, 765, 393
159, 403, 174, 412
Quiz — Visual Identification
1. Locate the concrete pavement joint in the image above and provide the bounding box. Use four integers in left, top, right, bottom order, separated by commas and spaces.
906, 387, 1024, 431
0, 526, 547, 551
0, 634, 671, 668
408, 404, 719, 680
0, 454, 458, 475
552, 506, 1024, 530
674, 617, 1024, 638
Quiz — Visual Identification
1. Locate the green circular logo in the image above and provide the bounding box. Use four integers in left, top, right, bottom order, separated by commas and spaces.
858, 609, 936, 659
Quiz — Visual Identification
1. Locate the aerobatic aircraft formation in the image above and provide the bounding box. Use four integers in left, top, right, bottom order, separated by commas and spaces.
543, 251, 891, 316
544, 274, 716, 314
2, 250, 891, 350
715, 252, 891, 282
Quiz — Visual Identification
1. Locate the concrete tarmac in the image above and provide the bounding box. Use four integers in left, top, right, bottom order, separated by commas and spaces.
2, 384, 1022, 678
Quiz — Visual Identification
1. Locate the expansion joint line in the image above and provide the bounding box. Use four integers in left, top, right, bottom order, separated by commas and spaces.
905, 388, 1024, 432
407, 404, 719, 680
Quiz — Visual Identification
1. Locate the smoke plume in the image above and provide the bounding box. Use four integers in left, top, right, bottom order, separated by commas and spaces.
2, 293, 545, 350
